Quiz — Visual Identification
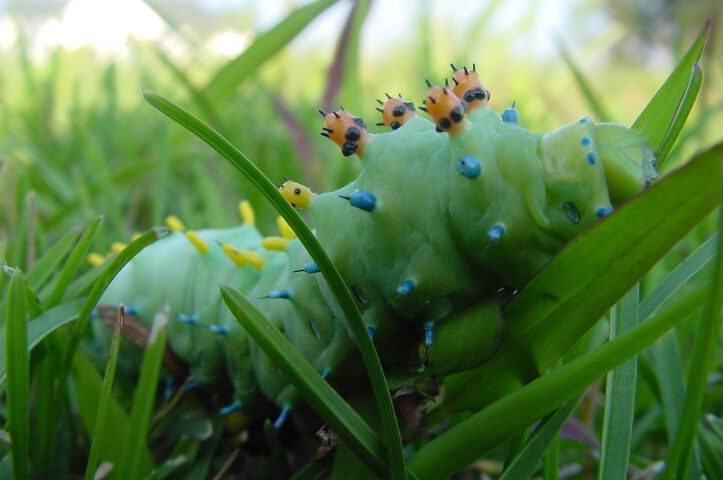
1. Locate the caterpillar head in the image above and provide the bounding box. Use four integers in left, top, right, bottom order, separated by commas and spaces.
319, 109, 372, 157
375, 94, 418, 130
421, 83, 468, 135
450, 63, 490, 112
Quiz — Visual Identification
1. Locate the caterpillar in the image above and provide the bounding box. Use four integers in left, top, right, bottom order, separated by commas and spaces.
95, 63, 657, 428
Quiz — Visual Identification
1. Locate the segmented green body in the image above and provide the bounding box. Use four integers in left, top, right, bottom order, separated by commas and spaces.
97, 71, 657, 421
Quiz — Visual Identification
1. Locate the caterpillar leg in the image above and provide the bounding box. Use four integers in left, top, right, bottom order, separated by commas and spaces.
423, 297, 504, 375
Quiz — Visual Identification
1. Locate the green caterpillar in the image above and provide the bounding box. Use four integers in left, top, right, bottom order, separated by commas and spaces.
96, 64, 657, 427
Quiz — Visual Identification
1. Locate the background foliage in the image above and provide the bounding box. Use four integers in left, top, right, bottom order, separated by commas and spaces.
0, 0, 721, 478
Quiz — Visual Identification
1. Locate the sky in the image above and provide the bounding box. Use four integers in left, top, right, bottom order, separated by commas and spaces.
0, 0, 575, 59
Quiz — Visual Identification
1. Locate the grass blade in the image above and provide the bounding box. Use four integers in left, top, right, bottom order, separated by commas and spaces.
116, 307, 169, 480
143, 89, 407, 479
499, 395, 582, 480
4, 269, 30, 480
555, 35, 611, 121
83, 306, 124, 480
0, 300, 83, 387
24, 225, 82, 290
221, 286, 394, 479
656, 63, 703, 171
632, 20, 710, 155
598, 286, 639, 479
198, 0, 341, 112
639, 232, 719, 319
71, 347, 155, 476
661, 224, 722, 479
42, 216, 103, 308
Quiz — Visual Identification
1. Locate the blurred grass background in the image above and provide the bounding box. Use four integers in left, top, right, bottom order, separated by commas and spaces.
0, 1, 721, 478
0, 0, 720, 254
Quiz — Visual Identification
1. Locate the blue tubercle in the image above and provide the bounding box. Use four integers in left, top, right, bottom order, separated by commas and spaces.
300, 261, 320, 274
457, 155, 481, 179
178, 313, 198, 325
123, 305, 139, 316
586, 152, 597, 165
163, 376, 174, 400
219, 400, 242, 416
596, 207, 613, 218
397, 279, 416, 295
424, 323, 434, 347
274, 404, 292, 429
342, 189, 377, 212
322, 368, 331, 380
185, 380, 199, 391
266, 289, 291, 299
209, 324, 228, 335
487, 224, 505, 242
366, 326, 376, 340
501, 101, 519, 126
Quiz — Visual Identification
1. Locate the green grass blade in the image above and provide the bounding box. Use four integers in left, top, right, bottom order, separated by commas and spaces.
408, 282, 700, 480
71, 348, 155, 476
83, 306, 124, 480
598, 286, 639, 479
198, 0, 341, 111
0, 300, 83, 387
24, 225, 82, 290
440, 142, 722, 415
116, 308, 169, 480
499, 395, 582, 480
42, 216, 103, 308
632, 20, 710, 154
640, 232, 719, 319
143, 89, 407, 479
656, 63, 703, 170
661, 225, 722, 479
555, 35, 612, 121
4, 269, 30, 480
698, 415, 723, 479
221, 286, 392, 479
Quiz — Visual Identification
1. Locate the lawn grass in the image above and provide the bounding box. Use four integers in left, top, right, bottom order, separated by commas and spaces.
0, 3, 721, 479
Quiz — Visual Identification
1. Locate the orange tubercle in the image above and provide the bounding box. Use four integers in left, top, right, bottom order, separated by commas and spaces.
450, 63, 490, 112
421, 84, 468, 136
375, 94, 418, 130
319, 109, 372, 157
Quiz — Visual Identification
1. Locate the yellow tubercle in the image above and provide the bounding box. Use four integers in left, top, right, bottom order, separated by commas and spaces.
110, 242, 127, 254
262, 236, 290, 251
239, 200, 255, 226
224, 410, 251, 432
278, 181, 316, 210
221, 244, 266, 269
130, 232, 142, 242
87, 252, 106, 267
276, 216, 297, 240
165, 215, 186, 232
185, 230, 210, 254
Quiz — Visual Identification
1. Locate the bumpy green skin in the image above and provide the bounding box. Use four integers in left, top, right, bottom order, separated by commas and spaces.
98, 103, 656, 416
